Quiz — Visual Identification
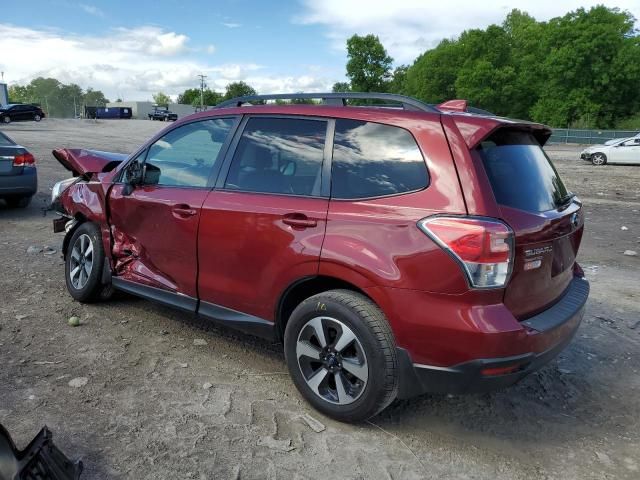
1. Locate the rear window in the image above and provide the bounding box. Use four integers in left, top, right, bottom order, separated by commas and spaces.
0, 132, 15, 146
331, 120, 428, 199
477, 130, 569, 213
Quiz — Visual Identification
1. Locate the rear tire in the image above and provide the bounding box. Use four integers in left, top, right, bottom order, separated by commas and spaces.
284, 289, 398, 422
592, 152, 607, 165
5, 196, 31, 208
65, 222, 109, 303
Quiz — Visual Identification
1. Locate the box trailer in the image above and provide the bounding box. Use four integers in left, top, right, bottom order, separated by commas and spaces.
85, 106, 132, 119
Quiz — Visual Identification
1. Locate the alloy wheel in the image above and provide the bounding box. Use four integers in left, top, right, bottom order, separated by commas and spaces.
592, 153, 606, 165
296, 316, 369, 405
69, 234, 94, 289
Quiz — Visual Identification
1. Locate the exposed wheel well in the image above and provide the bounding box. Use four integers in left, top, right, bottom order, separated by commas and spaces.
62, 213, 88, 258
275, 275, 371, 342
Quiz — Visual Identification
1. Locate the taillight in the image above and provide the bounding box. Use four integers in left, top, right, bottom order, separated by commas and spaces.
13, 152, 36, 167
418, 216, 514, 288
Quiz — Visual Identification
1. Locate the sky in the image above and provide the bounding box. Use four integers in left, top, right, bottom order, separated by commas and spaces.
1, 0, 639, 102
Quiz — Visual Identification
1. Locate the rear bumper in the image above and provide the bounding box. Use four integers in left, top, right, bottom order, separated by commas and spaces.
388, 276, 589, 398
0, 168, 37, 196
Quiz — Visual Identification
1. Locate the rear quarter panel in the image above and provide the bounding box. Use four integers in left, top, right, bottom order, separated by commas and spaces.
319, 115, 469, 293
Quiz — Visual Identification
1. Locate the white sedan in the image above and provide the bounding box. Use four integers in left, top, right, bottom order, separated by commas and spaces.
581, 136, 640, 165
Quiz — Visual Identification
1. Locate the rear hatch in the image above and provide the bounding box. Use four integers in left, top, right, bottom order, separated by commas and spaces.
474, 129, 583, 319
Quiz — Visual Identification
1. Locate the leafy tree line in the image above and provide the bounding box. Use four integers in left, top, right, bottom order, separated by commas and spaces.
174, 81, 257, 107
9, 78, 109, 118
333, 6, 640, 129
8, 78, 260, 117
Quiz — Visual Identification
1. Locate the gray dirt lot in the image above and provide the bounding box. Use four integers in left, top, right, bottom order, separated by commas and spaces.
0, 118, 639, 479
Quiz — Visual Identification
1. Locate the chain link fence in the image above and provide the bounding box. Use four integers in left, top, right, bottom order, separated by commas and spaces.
549, 128, 639, 145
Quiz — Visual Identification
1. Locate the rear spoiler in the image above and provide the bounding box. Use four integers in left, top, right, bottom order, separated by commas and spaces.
448, 115, 553, 148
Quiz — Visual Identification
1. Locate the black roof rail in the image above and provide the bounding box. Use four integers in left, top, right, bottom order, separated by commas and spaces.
215, 92, 440, 113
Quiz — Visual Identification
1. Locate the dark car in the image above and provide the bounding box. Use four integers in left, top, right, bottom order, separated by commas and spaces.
0, 131, 37, 208
50, 92, 589, 422
148, 106, 178, 122
0, 104, 46, 124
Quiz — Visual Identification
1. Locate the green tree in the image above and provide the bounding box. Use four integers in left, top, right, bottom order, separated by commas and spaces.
177, 88, 199, 105
8, 85, 31, 103
404, 39, 462, 103
400, 6, 640, 127
178, 88, 223, 107
388, 65, 409, 94
152, 92, 171, 106
8, 78, 108, 117
530, 6, 640, 127
83, 88, 109, 107
223, 81, 257, 101
346, 34, 393, 92
332, 82, 350, 93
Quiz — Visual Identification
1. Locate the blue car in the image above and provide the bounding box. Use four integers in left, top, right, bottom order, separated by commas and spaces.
0, 131, 37, 208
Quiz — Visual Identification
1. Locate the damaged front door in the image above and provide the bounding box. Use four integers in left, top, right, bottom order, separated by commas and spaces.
108, 118, 237, 300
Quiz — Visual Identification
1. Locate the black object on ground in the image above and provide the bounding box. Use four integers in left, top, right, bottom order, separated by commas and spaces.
0, 424, 82, 480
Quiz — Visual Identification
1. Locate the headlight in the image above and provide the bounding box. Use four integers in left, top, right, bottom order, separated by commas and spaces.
51, 177, 79, 203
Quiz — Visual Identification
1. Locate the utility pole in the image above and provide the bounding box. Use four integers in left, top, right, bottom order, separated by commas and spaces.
197, 74, 207, 110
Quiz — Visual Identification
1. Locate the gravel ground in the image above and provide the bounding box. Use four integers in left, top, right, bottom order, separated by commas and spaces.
0, 118, 639, 479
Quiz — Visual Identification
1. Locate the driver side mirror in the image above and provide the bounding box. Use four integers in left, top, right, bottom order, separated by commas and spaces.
122, 160, 143, 196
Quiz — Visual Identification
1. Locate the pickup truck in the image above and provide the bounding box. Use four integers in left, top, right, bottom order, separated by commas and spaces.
148, 107, 178, 122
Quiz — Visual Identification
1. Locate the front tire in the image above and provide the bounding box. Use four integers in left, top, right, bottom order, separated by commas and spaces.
592, 152, 607, 165
284, 290, 398, 422
34, 114, 41, 122
65, 222, 109, 303
2, 116, 10, 124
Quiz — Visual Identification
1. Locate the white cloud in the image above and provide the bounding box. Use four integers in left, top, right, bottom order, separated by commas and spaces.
0, 24, 329, 100
222, 22, 242, 28
297, 0, 640, 63
210, 74, 333, 93
109, 26, 189, 56
79, 3, 104, 17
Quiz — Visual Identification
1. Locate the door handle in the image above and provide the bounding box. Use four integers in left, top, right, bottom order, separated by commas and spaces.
283, 213, 317, 228
172, 204, 197, 218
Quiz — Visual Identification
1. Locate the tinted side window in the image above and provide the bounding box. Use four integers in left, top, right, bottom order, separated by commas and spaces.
225, 117, 326, 196
331, 120, 428, 199
144, 118, 235, 187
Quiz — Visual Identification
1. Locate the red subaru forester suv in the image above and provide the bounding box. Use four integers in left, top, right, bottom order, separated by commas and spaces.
51, 93, 589, 422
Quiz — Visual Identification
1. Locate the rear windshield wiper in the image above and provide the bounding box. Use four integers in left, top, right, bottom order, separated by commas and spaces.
557, 192, 576, 209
